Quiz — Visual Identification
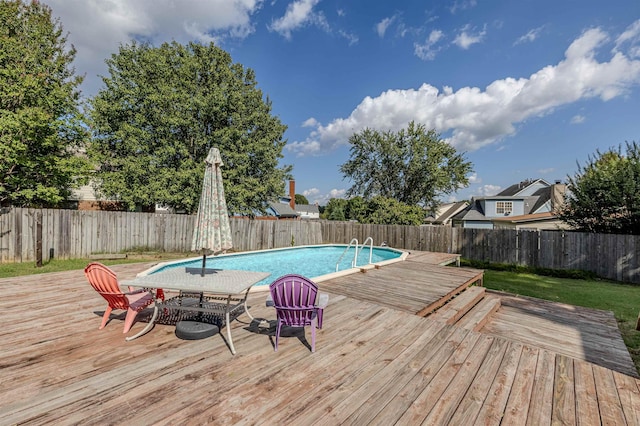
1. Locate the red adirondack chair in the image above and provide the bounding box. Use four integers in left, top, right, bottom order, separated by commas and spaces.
84, 262, 163, 334
269, 274, 328, 352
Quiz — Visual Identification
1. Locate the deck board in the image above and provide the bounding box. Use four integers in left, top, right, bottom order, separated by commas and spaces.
1, 256, 639, 424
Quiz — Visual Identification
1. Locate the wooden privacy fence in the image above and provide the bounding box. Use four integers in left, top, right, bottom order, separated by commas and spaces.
0, 208, 322, 263
321, 222, 640, 284
1, 208, 639, 283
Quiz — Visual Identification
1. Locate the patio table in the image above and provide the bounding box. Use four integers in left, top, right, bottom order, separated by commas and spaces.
122, 268, 270, 354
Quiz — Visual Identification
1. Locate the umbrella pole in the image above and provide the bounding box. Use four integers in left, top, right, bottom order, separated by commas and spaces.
198, 251, 206, 320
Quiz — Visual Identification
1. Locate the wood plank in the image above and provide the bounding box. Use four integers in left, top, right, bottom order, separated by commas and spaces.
475, 340, 523, 424
593, 365, 628, 425
574, 359, 601, 425
421, 335, 496, 425
394, 330, 482, 424
366, 327, 473, 425
526, 349, 556, 426
501, 345, 539, 425
552, 355, 576, 425
448, 337, 510, 424
613, 371, 640, 425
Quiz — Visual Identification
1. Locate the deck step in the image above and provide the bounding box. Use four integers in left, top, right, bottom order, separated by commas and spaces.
429, 286, 486, 324
456, 296, 501, 332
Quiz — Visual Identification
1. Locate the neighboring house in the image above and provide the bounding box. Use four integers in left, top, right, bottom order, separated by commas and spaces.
258, 179, 320, 220
452, 179, 570, 230
264, 201, 299, 219
70, 183, 157, 212
70, 183, 125, 211
424, 201, 469, 226
295, 203, 320, 220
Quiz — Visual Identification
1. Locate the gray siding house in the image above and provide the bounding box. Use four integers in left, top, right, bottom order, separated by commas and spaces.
452, 179, 569, 230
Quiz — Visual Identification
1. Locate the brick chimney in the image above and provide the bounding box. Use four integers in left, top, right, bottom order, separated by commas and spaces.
289, 180, 295, 210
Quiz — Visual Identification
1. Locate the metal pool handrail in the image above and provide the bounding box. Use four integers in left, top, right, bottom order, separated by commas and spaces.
336, 238, 358, 272
355, 237, 374, 267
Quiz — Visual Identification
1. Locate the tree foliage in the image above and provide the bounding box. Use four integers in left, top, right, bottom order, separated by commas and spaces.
294, 194, 309, 205
324, 198, 347, 221
88, 41, 291, 214
322, 196, 424, 225
0, 0, 90, 207
558, 141, 640, 234
340, 121, 472, 213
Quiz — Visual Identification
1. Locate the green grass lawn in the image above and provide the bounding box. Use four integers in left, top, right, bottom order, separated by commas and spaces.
0, 253, 190, 279
483, 269, 640, 374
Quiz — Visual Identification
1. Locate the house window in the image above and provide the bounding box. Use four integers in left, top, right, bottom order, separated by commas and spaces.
496, 201, 513, 215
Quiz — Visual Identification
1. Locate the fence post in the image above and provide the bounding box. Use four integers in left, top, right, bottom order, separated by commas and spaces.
35, 210, 43, 267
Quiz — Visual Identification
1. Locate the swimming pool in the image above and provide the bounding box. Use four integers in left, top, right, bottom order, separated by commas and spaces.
142, 244, 407, 288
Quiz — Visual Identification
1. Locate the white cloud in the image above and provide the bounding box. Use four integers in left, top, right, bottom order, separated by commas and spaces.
328, 188, 347, 199
302, 117, 319, 127
449, 0, 477, 14
477, 185, 501, 196
570, 115, 586, 124
414, 29, 445, 60
615, 20, 640, 50
303, 187, 345, 205
453, 24, 486, 49
288, 26, 640, 156
468, 173, 481, 184
376, 16, 396, 38
268, 0, 321, 39
339, 30, 359, 46
44, 0, 263, 96
514, 26, 545, 45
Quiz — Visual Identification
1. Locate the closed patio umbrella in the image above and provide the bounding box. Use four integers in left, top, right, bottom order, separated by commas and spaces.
190, 147, 233, 275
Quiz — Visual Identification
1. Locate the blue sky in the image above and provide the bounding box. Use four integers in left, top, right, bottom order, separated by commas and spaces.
44, 0, 640, 205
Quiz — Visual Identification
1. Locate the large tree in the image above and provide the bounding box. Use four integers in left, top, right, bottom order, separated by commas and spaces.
322, 195, 424, 225
0, 0, 90, 207
88, 41, 291, 214
340, 121, 472, 213
294, 193, 309, 205
558, 141, 640, 234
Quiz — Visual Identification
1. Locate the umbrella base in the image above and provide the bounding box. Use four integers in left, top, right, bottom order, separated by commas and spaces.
175, 320, 219, 340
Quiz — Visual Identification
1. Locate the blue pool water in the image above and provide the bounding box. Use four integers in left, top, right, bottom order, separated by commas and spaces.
152, 245, 404, 286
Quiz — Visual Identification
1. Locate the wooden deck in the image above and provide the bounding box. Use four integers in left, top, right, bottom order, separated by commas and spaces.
323, 255, 482, 317
1, 255, 639, 424
482, 291, 639, 378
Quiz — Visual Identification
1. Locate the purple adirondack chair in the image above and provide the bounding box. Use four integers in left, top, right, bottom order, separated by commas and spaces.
269, 274, 328, 353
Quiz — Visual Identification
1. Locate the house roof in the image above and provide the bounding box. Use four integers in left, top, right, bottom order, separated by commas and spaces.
433, 201, 469, 224
530, 187, 551, 213
268, 202, 299, 218
295, 204, 319, 214
451, 200, 487, 221
497, 178, 550, 196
